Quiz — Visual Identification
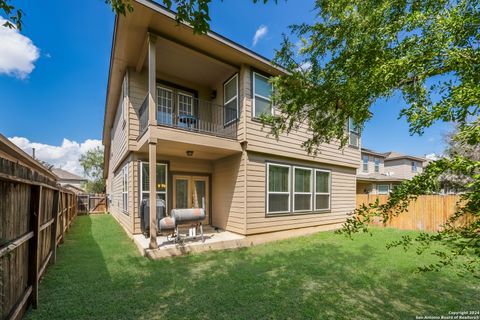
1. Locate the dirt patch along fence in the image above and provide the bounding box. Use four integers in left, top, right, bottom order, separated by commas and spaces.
0, 158, 77, 320
77, 194, 107, 215
356, 194, 464, 232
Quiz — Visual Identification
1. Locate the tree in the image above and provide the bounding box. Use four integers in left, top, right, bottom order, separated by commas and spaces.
79, 147, 105, 194
438, 125, 480, 193
265, 0, 478, 275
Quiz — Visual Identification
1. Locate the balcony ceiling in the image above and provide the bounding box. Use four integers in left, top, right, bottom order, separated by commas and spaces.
154, 37, 238, 88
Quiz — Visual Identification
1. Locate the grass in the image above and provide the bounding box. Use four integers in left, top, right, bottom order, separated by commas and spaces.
26, 214, 479, 319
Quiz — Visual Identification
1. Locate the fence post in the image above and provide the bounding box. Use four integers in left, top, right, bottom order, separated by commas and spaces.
28, 185, 42, 309
60, 193, 65, 244
50, 190, 60, 265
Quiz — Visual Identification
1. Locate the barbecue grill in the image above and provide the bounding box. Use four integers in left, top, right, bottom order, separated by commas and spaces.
171, 208, 206, 242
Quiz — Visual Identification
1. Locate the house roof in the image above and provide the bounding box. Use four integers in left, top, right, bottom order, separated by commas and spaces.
52, 168, 87, 182
356, 173, 405, 182
62, 184, 87, 194
361, 148, 387, 158
383, 151, 426, 162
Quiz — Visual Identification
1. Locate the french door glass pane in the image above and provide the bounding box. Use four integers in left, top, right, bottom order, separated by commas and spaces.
268, 194, 289, 213
315, 194, 329, 210
194, 180, 206, 209
294, 194, 311, 211
316, 171, 329, 193
178, 94, 193, 116
295, 168, 311, 192
157, 88, 173, 125
176, 179, 189, 208
268, 165, 289, 192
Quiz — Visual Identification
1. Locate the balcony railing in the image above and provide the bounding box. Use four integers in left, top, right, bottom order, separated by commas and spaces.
138, 93, 238, 140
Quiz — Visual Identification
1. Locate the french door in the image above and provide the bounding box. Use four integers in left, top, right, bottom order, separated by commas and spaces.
173, 175, 209, 221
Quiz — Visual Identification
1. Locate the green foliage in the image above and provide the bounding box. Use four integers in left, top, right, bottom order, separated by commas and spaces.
79, 147, 105, 194
0, 0, 23, 29
25, 215, 479, 319
268, 0, 479, 275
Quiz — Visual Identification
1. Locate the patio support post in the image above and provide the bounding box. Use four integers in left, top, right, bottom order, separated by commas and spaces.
148, 32, 157, 126
149, 138, 158, 249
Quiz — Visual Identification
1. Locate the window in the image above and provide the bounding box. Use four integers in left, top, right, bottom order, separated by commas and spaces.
122, 164, 128, 213
377, 184, 390, 195
140, 162, 168, 209
266, 163, 331, 215
348, 118, 360, 147
224, 74, 238, 125
362, 155, 369, 172
374, 157, 380, 173
315, 170, 331, 210
157, 87, 173, 125
267, 163, 290, 213
293, 167, 313, 212
411, 161, 417, 172
253, 72, 272, 118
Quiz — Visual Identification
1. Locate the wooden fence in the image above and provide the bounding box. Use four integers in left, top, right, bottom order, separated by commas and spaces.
0, 158, 77, 320
77, 194, 107, 215
356, 194, 463, 232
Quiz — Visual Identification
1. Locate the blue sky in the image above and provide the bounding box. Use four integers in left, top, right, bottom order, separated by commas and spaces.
0, 0, 448, 163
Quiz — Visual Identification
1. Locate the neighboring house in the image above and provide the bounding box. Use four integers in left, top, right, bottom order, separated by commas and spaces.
102, 1, 360, 241
357, 148, 426, 194
52, 168, 87, 191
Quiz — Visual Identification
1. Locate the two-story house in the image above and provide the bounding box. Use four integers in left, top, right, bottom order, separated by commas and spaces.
102, 0, 360, 248
357, 148, 426, 194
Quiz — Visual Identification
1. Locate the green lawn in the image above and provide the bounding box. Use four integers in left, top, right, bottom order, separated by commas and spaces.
26, 215, 479, 320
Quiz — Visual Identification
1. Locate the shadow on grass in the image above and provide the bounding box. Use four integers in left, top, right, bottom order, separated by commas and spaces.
26, 215, 479, 320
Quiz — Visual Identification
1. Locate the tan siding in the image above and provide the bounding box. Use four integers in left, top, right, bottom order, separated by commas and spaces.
240, 66, 360, 168
109, 74, 129, 173
212, 153, 246, 233
245, 151, 356, 234
384, 159, 423, 179
109, 159, 133, 234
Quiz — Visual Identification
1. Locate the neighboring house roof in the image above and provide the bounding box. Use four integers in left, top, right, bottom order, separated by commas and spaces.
356, 173, 405, 182
383, 151, 426, 162
62, 184, 87, 194
361, 148, 387, 158
52, 168, 87, 182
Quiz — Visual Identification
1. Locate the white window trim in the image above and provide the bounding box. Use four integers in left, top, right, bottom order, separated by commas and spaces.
362, 155, 369, 173
223, 73, 239, 125
266, 163, 291, 214
293, 166, 313, 212
377, 184, 390, 195
374, 157, 380, 173
314, 169, 331, 211
140, 162, 168, 210
252, 72, 273, 118
122, 164, 128, 213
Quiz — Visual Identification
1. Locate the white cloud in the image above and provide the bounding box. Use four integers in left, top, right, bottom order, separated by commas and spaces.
252, 25, 268, 47
0, 17, 40, 79
8, 137, 102, 177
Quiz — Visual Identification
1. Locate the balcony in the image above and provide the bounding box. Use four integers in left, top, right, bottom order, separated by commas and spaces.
139, 91, 237, 140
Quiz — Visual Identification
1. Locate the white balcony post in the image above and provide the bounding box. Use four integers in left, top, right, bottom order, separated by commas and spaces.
149, 138, 157, 249
148, 33, 157, 126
